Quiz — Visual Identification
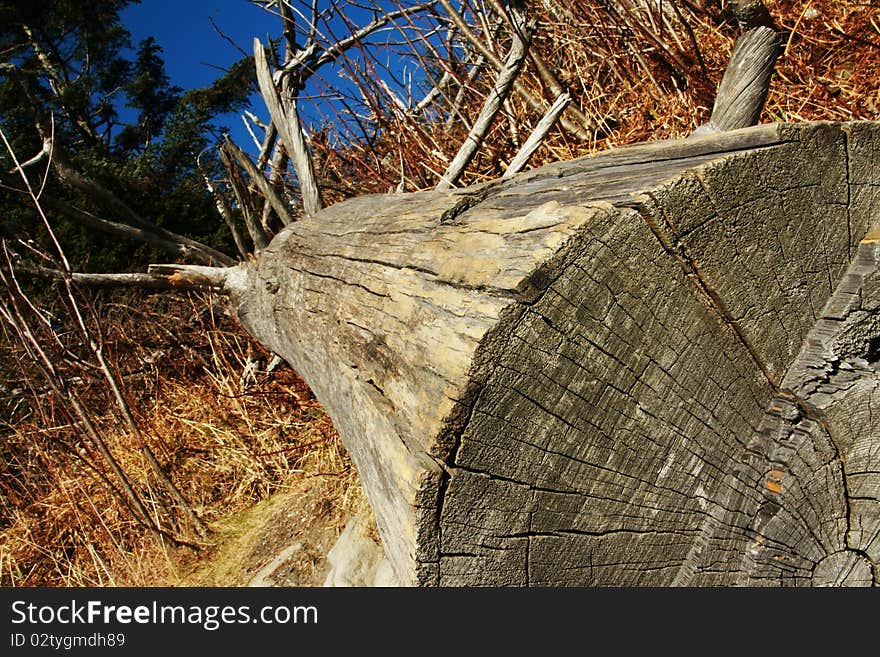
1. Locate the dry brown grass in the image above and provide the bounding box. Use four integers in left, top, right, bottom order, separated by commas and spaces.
0, 291, 360, 586
317, 1, 877, 195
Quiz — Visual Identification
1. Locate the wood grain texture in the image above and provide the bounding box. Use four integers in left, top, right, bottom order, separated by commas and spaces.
232, 122, 880, 586
694, 26, 779, 136
253, 38, 323, 218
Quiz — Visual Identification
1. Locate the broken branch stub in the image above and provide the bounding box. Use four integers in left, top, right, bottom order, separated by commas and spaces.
231, 121, 880, 586
695, 26, 780, 136
253, 38, 323, 218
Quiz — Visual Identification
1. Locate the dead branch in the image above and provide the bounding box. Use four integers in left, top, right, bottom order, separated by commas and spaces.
484, 0, 598, 136
254, 38, 323, 217
218, 144, 271, 251
241, 113, 264, 151
256, 121, 279, 170
436, 0, 593, 142
437, 16, 536, 190
693, 25, 780, 135
15, 259, 243, 293
3, 64, 235, 265
197, 163, 250, 260
260, 142, 290, 234
44, 136, 234, 266
33, 195, 219, 262
444, 51, 484, 133
279, 1, 441, 81
504, 92, 571, 178
83, 303, 209, 538
413, 69, 453, 115
146, 264, 247, 294
0, 280, 161, 537
223, 135, 295, 227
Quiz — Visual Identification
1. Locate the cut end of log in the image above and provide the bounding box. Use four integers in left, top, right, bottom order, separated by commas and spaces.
812, 551, 875, 587
233, 121, 880, 586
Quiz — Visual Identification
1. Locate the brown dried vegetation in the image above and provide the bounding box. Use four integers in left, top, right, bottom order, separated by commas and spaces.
0, 291, 358, 585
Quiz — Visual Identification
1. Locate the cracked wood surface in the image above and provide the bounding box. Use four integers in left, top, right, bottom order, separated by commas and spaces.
232, 121, 880, 586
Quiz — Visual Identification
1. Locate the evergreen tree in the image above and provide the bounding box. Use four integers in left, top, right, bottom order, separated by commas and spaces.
115, 36, 182, 154
0, 0, 254, 273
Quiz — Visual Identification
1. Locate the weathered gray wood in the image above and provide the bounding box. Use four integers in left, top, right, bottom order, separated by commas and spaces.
201, 171, 250, 260
729, 0, 776, 30
437, 17, 535, 190
694, 26, 779, 136
254, 38, 323, 218
230, 121, 880, 586
436, 0, 593, 142
223, 136, 295, 229
218, 143, 270, 251
504, 93, 571, 178
17, 265, 227, 290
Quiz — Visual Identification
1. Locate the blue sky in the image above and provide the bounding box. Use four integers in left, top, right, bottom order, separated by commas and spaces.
121, 1, 274, 89
118, 1, 434, 154
120, 0, 278, 151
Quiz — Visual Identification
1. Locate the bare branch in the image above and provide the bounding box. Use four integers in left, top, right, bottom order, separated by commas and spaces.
484, 0, 597, 135
380, 8, 464, 122
256, 121, 279, 170
241, 113, 264, 151
444, 51, 483, 133
224, 135, 295, 227
260, 141, 290, 233
218, 144, 271, 251
668, 0, 709, 80
36, 195, 225, 261
436, 0, 592, 142
147, 263, 247, 294
198, 169, 250, 260
437, 17, 536, 190
254, 37, 323, 217
412, 69, 452, 115
43, 133, 235, 266
504, 92, 571, 178
14, 260, 245, 295
277, 0, 300, 58
0, 224, 163, 541
8, 141, 50, 173
90, 326, 209, 537
244, 110, 267, 131
21, 267, 187, 289
308, 0, 321, 48
729, 0, 777, 30
693, 25, 780, 136
283, 1, 440, 82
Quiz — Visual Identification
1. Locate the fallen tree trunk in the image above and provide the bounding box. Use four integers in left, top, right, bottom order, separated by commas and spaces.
230, 121, 880, 586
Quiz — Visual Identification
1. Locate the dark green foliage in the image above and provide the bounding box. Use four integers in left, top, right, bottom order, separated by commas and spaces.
0, 0, 254, 273
115, 36, 182, 153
